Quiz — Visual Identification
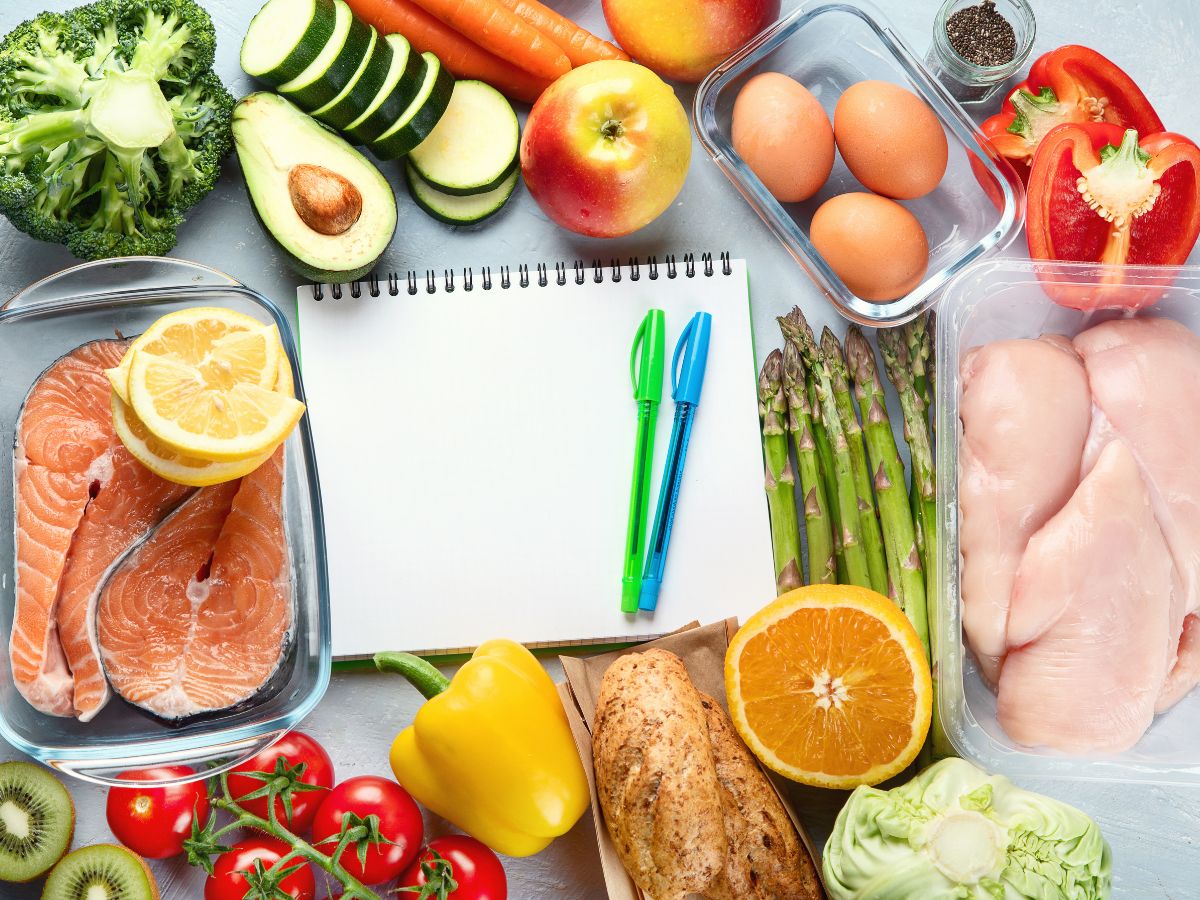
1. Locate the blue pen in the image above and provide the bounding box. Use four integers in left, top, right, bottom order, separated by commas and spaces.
639, 312, 712, 612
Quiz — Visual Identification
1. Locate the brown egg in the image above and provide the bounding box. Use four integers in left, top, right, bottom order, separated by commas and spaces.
833, 81, 948, 200
732, 72, 834, 203
810, 193, 928, 302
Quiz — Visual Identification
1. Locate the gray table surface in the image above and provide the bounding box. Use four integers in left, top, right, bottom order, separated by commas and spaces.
2, 0, 1198, 896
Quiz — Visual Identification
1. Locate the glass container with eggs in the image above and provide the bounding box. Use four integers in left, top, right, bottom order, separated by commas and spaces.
694, 0, 1024, 326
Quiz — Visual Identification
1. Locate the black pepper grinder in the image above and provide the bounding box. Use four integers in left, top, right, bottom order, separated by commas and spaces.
925, 0, 1036, 104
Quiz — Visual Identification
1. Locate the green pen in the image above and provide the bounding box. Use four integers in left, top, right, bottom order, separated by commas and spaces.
622, 309, 666, 613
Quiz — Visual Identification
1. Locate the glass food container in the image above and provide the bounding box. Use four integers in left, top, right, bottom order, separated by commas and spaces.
694, 1, 1024, 327
0, 258, 330, 787
937, 258, 1200, 785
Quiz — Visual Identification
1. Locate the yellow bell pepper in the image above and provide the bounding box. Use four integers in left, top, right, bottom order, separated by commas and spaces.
374, 639, 589, 858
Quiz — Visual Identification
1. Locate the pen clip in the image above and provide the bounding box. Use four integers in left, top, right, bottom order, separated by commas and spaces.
671, 315, 698, 398
630, 315, 648, 396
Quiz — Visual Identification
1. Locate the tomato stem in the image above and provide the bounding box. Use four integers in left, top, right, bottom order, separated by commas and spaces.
206, 775, 384, 900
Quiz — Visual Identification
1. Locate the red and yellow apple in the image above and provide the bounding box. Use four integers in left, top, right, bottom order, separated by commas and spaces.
603, 0, 781, 83
520, 60, 691, 239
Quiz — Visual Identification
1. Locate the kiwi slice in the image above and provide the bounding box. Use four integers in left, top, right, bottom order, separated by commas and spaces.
42, 844, 159, 900
0, 761, 74, 883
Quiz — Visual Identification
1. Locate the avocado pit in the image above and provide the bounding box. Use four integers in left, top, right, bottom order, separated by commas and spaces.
288, 164, 363, 236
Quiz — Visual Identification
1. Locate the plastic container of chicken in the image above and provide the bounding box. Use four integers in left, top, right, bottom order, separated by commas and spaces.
0, 258, 330, 787
936, 257, 1200, 784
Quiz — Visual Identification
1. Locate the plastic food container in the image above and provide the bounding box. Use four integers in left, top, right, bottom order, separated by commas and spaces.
693, 0, 1024, 327
936, 257, 1200, 784
0, 258, 330, 786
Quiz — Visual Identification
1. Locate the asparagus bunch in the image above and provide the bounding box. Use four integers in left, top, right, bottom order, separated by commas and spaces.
781, 340, 836, 584
780, 309, 872, 589
844, 327, 928, 651
758, 350, 803, 593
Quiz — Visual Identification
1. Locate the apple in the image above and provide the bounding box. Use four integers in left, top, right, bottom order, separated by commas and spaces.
520, 60, 691, 239
603, 0, 781, 83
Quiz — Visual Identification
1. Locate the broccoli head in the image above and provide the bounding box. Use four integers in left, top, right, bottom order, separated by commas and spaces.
0, 0, 233, 260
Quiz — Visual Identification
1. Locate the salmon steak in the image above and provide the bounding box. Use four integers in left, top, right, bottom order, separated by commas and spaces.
11, 341, 190, 719
97, 447, 292, 721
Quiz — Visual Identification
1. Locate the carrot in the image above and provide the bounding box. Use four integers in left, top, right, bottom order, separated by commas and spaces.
344, 0, 553, 103
403, 0, 570, 80
494, 0, 629, 67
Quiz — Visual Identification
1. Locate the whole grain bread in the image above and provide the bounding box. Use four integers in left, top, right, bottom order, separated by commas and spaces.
592, 649, 726, 900
699, 693, 822, 900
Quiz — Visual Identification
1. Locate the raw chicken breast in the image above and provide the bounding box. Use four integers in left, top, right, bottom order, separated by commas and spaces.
999, 441, 1176, 754
1157, 615, 1200, 714
1075, 317, 1200, 618
958, 336, 1092, 684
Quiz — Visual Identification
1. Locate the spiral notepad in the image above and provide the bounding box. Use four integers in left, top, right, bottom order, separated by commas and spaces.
296, 254, 774, 658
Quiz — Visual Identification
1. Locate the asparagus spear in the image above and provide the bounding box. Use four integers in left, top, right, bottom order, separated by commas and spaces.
904, 315, 933, 556
879, 327, 937, 607
780, 309, 871, 589
758, 350, 803, 594
809, 375, 847, 582
844, 327, 927, 644
782, 339, 836, 584
822, 327, 888, 595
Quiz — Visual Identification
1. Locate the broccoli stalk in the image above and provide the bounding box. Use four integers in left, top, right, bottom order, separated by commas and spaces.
0, 0, 233, 260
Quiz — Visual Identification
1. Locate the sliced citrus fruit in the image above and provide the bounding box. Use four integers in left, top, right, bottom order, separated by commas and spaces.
725, 584, 932, 789
112, 392, 276, 487
106, 307, 269, 404
128, 352, 305, 462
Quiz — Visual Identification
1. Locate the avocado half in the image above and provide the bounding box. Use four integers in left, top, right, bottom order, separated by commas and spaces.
233, 92, 396, 282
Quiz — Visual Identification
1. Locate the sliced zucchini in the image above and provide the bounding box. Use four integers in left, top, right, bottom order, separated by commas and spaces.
279, 0, 373, 112
410, 81, 519, 196
406, 163, 518, 225
370, 53, 455, 161
345, 35, 425, 146
240, 0, 338, 87
311, 27, 394, 131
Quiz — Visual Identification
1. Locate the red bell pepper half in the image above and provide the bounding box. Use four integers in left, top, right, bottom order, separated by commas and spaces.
982, 45, 1165, 184
1027, 123, 1200, 266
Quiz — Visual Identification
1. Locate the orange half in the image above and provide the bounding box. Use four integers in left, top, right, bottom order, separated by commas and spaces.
725, 585, 932, 789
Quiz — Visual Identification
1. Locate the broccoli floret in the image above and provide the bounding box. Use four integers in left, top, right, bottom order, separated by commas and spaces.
0, 0, 233, 261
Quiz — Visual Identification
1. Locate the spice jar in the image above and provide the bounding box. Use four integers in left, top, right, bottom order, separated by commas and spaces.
925, 0, 1036, 104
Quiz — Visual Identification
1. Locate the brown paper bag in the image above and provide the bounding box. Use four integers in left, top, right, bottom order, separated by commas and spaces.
558, 620, 827, 900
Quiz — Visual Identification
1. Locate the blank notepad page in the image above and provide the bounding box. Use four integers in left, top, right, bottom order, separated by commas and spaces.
297, 258, 774, 658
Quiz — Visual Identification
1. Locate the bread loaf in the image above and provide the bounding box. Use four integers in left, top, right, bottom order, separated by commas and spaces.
592, 649, 726, 900
699, 693, 822, 900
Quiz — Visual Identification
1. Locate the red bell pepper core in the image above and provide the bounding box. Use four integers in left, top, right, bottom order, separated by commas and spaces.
982, 45, 1165, 183
1027, 123, 1200, 269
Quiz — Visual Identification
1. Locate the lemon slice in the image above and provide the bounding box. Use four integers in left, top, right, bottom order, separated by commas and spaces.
107, 307, 269, 404
128, 352, 305, 461
112, 392, 276, 487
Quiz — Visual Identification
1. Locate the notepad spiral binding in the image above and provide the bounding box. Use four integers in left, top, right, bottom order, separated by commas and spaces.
311, 251, 734, 300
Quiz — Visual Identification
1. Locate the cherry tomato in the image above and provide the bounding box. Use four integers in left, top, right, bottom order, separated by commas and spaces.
227, 732, 334, 833
205, 837, 315, 900
105, 766, 210, 859
310, 776, 423, 885
399, 835, 507, 900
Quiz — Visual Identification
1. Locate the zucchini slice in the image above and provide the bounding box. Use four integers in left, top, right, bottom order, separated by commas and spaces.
345, 35, 425, 146
240, 0, 338, 87
279, 0, 373, 112
371, 53, 455, 161
409, 81, 519, 196
406, 163, 519, 226
311, 27, 394, 131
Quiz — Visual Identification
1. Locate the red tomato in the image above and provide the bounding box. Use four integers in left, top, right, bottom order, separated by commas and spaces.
227, 732, 334, 832
399, 835, 507, 900
105, 766, 210, 859
310, 776, 423, 885
205, 838, 315, 900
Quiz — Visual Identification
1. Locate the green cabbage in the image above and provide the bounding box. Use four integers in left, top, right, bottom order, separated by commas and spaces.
823, 758, 1112, 899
